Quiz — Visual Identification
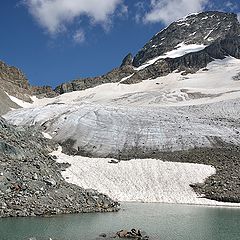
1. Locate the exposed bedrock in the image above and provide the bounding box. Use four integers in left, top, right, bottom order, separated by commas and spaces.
54, 65, 135, 94
0, 59, 57, 115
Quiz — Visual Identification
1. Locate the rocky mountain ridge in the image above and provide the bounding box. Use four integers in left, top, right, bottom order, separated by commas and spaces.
1, 11, 240, 101
0, 60, 57, 115
133, 11, 240, 66
55, 11, 240, 93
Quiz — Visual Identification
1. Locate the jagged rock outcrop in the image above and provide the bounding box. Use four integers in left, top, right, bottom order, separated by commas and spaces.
0, 117, 119, 217
55, 65, 134, 94
0, 60, 32, 114
0, 60, 57, 114
0, 60, 32, 100
0, 61, 29, 89
31, 85, 57, 98
120, 53, 133, 67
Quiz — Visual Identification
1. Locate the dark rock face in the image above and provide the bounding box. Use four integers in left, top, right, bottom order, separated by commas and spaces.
0, 117, 119, 218
133, 11, 240, 67
55, 65, 135, 94
0, 61, 29, 89
0, 60, 57, 114
0, 60, 33, 105
120, 53, 133, 67
121, 12, 240, 84
123, 36, 240, 84
31, 85, 58, 98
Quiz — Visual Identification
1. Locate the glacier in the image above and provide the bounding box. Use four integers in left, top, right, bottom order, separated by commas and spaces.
4, 58, 240, 158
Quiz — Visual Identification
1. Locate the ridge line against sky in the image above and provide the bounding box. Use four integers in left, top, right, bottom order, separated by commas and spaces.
0, 0, 240, 87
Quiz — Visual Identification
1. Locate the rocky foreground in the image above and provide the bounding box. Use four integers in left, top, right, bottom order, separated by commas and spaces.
0, 117, 119, 218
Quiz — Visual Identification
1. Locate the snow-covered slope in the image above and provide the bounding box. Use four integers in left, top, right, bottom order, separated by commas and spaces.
4, 57, 240, 158
8, 57, 240, 107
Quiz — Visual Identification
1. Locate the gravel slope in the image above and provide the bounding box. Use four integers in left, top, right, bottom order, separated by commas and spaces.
0, 117, 119, 218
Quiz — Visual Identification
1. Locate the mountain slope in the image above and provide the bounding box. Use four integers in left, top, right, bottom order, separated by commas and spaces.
5, 56, 240, 157
3, 11, 240, 205
55, 11, 240, 92
133, 11, 240, 66
4, 11, 240, 157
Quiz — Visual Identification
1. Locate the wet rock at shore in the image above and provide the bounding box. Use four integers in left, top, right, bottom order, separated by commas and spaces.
97, 229, 149, 239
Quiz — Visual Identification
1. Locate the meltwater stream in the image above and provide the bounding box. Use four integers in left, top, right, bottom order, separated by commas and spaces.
1, 203, 240, 240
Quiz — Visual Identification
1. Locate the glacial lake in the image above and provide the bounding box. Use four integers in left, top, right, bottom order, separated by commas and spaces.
1, 202, 240, 240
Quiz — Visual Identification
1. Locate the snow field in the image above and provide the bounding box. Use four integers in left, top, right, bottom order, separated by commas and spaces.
51, 147, 240, 207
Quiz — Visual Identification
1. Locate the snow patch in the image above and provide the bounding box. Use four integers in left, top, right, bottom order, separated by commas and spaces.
52, 147, 240, 207
177, 22, 190, 26
204, 30, 214, 40
135, 43, 207, 71
119, 74, 134, 83
176, 12, 199, 22
189, 31, 197, 36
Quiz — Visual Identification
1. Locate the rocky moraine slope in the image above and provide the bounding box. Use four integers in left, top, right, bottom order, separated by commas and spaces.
0, 117, 118, 217
0, 63, 119, 217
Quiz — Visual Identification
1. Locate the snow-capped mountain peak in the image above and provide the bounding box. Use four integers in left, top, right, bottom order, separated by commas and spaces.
133, 11, 240, 67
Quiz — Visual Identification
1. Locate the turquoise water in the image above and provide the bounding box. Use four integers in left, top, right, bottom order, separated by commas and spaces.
1, 203, 240, 240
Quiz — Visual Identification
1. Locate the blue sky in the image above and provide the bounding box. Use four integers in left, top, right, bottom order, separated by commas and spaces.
0, 0, 240, 88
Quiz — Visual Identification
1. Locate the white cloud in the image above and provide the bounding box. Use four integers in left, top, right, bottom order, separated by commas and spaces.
73, 29, 85, 43
143, 0, 209, 25
24, 0, 123, 34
